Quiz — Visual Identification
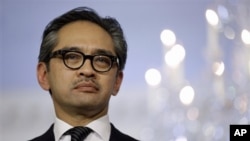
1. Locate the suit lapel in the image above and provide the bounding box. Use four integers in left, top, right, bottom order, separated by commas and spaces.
30, 123, 137, 141
29, 124, 55, 141
109, 123, 138, 141
109, 123, 119, 141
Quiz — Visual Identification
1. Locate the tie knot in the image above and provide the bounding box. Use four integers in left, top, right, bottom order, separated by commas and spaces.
63, 126, 93, 141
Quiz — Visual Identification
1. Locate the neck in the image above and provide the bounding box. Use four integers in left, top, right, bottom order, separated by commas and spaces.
54, 103, 108, 126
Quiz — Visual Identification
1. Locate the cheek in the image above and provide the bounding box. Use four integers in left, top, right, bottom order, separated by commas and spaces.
48, 64, 72, 93
100, 74, 117, 92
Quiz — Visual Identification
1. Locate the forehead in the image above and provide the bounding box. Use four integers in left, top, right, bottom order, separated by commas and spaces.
54, 21, 115, 54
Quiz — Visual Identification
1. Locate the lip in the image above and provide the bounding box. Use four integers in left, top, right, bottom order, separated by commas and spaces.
74, 82, 99, 93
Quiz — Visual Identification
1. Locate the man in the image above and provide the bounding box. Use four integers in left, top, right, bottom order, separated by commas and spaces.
30, 6, 138, 141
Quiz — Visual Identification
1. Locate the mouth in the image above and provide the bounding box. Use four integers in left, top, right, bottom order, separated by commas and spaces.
74, 82, 99, 93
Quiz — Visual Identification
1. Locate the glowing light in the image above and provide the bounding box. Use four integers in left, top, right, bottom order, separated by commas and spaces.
241, 29, 250, 45
175, 136, 188, 141
224, 26, 235, 40
160, 29, 176, 46
205, 9, 219, 26
213, 61, 225, 76
145, 68, 161, 86
217, 5, 229, 21
179, 86, 195, 105
165, 44, 186, 68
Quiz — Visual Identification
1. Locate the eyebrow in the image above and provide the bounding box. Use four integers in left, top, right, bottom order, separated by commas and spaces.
60, 46, 116, 56
61, 46, 80, 51
93, 49, 115, 56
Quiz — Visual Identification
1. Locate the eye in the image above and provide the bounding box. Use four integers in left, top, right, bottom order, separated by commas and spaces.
65, 52, 80, 59
94, 56, 111, 66
64, 52, 82, 64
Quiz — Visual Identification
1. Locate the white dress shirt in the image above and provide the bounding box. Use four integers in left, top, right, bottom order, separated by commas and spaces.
54, 115, 111, 141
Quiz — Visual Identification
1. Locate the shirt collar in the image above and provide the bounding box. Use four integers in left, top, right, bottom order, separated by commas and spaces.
87, 115, 111, 141
54, 115, 111, 141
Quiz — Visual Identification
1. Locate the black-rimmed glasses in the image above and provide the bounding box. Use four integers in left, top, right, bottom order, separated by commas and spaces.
49, 50, 119, 72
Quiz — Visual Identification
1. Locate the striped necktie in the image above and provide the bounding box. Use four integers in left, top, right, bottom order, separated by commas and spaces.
63, 126, 93, 141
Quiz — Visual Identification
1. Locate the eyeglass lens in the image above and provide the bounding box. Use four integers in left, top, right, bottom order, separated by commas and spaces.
63, 51, 113, 72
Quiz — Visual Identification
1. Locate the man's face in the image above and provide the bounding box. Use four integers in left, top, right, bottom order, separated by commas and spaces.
37, 21, 123, 117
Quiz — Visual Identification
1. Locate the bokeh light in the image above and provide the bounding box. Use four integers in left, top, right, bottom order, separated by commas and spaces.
217, 5, 229, 22
241, 29, 250, 45
205, 9, 219, 26
145, 68, 162, 86
213, 61, 225, 76
165, 44, 186, 68
179, 86, 195, 105
160, 29, 176, 46
175, 136, 188, 141
224, 26, 235, 40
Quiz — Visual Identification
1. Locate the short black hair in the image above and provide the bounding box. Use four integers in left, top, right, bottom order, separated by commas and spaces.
38, 7, 127, 70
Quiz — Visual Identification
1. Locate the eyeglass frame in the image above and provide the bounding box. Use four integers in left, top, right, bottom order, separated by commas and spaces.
48, 49, 120, 72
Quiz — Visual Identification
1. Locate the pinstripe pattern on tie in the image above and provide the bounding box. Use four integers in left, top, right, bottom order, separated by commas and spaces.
63, 126, 93, 141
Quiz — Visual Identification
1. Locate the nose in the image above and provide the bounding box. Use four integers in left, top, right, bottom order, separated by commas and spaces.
77, 59, 95, 77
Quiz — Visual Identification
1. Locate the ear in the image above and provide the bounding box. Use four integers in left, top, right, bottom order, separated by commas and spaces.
37, 62, 50, 91
112, 71, 123, 96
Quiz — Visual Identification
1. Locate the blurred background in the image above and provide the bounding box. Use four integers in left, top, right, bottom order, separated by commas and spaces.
1, 0, 250, 141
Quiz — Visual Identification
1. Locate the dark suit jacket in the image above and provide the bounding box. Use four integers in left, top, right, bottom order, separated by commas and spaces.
29, 123, 138, 141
